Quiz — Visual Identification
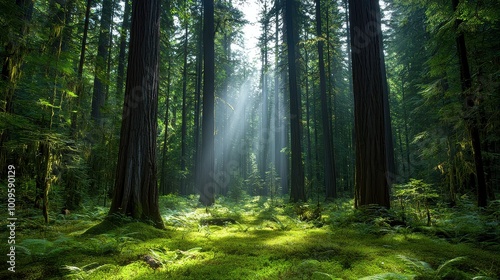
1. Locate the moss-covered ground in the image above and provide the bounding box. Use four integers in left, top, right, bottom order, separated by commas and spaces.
1, 195, 499, 279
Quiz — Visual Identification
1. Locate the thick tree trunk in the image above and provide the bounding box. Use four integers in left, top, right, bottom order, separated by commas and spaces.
452, 0, 487, 207
199, 0, 216, 206
285, 0, 305, 202
315, 0, 336, 199
344, 0, 355, 193
108, 0, 163, 228
349, 0, 390, 209
275, 0, 288, 195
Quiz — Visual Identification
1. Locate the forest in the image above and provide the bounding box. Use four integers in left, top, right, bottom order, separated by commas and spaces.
0, 0, 499, 278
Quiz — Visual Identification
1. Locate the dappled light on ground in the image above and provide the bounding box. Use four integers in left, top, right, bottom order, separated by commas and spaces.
0, 195, 498, 279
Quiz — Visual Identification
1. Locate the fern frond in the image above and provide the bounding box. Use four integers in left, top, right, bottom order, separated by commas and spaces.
311, 271, 335, 279
62, 265, 83, 272
397, 255, 433, 274
435, 256, 466, 276
359, 272, 413, 280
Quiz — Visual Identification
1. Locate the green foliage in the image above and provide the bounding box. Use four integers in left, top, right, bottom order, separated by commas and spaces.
1, 195, 499, 279
85, 232, 140, 255
395, 179, 438, 202
359, 273, 412, 280
395, 179, 438, 226
398, 255, 468, 279
16, 236, 73, 261
62, 263, 115, 280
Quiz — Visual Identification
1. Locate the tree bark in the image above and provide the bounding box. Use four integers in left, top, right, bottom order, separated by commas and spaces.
349, 0, 390, 209
315, 0, 336, 199
285, 0, 305, 202
199, 0, 216, 206
108, 0, 163, 228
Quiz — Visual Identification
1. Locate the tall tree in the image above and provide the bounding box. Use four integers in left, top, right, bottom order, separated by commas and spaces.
452, 0, 487, 207
91, 0, 113, 125
116, 0, 131, 98
349, 0, 390, 208
70, 0, 91, 137
284, 0, 305, 202
108, 0, 163, 228
315, 0, 336, 199
259, 0, 270, 187
180, 0, 190, 195
273, 2, 285, 195
199, 0, 216, 206
193, 2, 203, 197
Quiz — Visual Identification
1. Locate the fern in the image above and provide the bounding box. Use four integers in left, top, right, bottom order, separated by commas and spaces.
62, 262, 114, 279
359, 272, 413, 280
311, 271, 346, 279
18, 238, 70, 260
271, 215, 291, 231
398, 255, 466, 279
434, 256, 467, 276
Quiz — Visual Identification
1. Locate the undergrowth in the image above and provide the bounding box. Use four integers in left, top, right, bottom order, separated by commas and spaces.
0, 194, 498, 279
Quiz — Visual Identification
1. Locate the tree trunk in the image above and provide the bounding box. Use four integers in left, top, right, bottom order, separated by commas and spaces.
275, 0, 288, 196
193, 3, 203, 195
199, 0, 216, 206
285, 0, 305, 202
274, 5, 281, 195
91, 0, 113, 125
70, 0, 91, 138
452, 0, 487, 207
108, 0, 163, 228
116, 0, 131, 98
305, 46, 313, 189
349, 0, 390, 209
180, 8, 189, 195
260, 0, 269, 188
315, 0, 336, 199
344, 0, 355, 194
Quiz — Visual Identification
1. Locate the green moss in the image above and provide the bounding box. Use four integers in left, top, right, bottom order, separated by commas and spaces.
5, 195, 499, 280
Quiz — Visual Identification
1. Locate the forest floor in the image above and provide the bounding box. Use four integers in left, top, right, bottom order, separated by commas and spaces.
1, 194, 499, 279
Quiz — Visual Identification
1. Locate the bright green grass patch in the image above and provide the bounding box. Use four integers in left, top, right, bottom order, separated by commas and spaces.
0, 195, 498, 279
